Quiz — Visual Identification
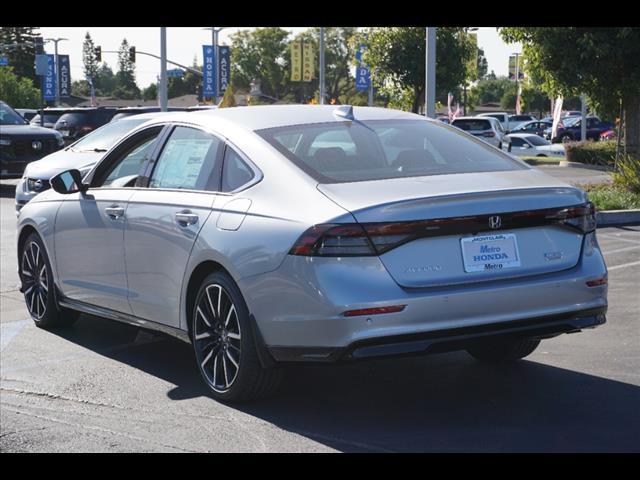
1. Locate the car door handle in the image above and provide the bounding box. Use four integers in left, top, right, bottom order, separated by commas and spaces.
104, 206, 125, 219
175, 211, 199, 226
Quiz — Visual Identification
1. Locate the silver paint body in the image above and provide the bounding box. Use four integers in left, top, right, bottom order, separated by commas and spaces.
17, 106, 608, 351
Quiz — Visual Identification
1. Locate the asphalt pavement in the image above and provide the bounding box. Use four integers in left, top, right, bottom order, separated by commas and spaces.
1, 183, 638, 452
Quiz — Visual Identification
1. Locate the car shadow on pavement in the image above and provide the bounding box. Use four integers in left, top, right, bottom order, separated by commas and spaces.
56, 314, 640, 453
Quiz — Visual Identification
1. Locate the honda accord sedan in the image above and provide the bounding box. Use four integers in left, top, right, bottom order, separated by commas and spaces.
16, 105, 608, 402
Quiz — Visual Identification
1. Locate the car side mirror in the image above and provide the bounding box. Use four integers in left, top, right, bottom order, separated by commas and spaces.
50, 169, 88, 194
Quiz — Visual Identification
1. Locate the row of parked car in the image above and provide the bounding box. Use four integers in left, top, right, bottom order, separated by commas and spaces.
1, 102, 217, 179
441, 111, 615, 159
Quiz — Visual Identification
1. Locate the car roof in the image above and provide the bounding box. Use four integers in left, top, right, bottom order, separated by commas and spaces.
508, 133, 539, 139
135, 105, 425, 132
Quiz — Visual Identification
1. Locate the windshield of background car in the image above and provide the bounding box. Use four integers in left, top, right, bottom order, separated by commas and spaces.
257, 119, 526, 183
562, 117, 580, 127
56, 111, 105, 128
525, 135, 551, 146
70, 118, 148, 152
31, 113, 64, 125
452, 119, 492, 131
0, 102, 28, 125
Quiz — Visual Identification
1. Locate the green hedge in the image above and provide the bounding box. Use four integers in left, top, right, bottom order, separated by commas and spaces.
565, 141, 618, 167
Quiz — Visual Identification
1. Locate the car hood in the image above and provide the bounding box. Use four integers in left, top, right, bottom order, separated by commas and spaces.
23, 149, 103, 179
1, 124, 59, 138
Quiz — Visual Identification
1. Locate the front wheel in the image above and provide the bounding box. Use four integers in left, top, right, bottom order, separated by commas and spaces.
192, 271, 284, 402
20, 233, 79, 328
466, 338, 540, 362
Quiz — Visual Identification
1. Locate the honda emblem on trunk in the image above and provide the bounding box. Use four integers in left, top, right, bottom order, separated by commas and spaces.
488, 216, 502, 229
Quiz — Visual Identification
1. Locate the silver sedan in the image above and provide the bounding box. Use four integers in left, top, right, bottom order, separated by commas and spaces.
16, 105, 608, 402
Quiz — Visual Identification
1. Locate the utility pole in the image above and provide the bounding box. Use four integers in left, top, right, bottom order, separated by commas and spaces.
425, 27, 436, 118
319, 27, 325, 104
159, 27, 168, 112
580, 94, 587, 141
44, 37, 67, 106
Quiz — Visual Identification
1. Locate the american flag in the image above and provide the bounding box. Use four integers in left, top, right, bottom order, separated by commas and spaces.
448, 92, 462, 122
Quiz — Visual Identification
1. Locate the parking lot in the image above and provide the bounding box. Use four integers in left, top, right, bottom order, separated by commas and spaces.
1, 189, 639, 452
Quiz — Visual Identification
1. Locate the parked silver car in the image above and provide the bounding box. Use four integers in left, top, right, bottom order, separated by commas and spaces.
16, 105, 608, 402
15, 113, 172, 212
451, 116, 511, 150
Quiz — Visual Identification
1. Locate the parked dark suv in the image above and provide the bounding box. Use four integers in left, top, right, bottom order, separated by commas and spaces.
54, 107, 118, 145
544, 116, 614, 143
1, 101, 65, 178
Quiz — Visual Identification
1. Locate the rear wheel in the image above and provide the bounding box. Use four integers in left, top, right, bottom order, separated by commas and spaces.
466, 338, 540, 362
192, 271, 284, 402
20, 233, 79, 328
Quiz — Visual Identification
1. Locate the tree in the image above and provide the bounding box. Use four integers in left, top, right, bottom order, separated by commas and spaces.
94, 63, 116, 96
219, 83, 237, 108
82, 32, 99, 82
476, 47, 488, 80
0, 67, 41, 108
363, 27, 475, 113
500, 27, 640, 156
230, 28, 291, 100
0, 27, 42, 83
469, 76, 513, 105
142, 83, 157, 101
71, 79, 90, 97
114, 38, 140, 99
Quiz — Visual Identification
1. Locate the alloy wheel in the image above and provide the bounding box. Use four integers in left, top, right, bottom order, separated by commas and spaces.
21, 241, 48, 319
194, 284, 242, 393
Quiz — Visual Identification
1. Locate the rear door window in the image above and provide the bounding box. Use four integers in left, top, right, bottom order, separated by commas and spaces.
149, 126, 222, 191
452, 119, 492, 131
221, 146, 255, 192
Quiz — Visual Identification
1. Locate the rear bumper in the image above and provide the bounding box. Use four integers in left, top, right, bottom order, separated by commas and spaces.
267, 306, 606, 363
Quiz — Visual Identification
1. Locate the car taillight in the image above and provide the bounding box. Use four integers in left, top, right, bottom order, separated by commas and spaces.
79, 126, 94, 133
557, 202, 597, 233
289, 203, 597, 257
288, 224, 376, 256
483, 131, 495, 137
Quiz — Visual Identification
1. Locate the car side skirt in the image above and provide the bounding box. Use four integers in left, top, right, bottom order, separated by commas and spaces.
58, 295, 191, 343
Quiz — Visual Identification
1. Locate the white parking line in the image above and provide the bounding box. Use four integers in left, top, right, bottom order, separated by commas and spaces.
0, 319, 30, 352
602, 245, 640, 255
607, 260, 640, 271
599, 234, 640, 245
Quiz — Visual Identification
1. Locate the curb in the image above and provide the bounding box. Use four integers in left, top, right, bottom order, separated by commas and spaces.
559, 161, 611, 172
597, 209, 640, 227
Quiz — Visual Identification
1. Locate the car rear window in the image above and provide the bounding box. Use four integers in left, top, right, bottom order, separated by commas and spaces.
56, 111, 114, 127
256, 119, 525, 184
452, 119, 492, 131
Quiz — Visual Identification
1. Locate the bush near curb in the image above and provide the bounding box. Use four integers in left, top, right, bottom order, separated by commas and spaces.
565, 141, 617, 167
580, 183, 640, 211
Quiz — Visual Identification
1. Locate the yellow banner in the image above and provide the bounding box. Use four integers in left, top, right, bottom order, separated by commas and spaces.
291, 41, 302, 82
303, 42, 314, 82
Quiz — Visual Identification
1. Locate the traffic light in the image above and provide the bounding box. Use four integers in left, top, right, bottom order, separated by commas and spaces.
94, 46, 101, 62
129, 46, 136, 63
34, 37, 44, 54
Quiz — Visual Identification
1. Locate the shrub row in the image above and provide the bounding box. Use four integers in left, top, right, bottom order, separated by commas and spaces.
565, 140, 618, 167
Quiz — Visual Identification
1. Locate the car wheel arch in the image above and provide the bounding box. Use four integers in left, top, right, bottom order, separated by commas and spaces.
184, 259, 234, 341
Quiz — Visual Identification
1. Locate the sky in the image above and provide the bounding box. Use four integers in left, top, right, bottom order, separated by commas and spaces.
38, 27, 521, 89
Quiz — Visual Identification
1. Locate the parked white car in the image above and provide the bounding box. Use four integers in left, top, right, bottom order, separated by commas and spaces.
477, 112, 510, 131
507, 133, 566, 158
451, 116, 511, 150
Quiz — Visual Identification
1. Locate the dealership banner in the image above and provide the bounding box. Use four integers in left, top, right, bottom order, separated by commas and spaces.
355, 44, 370, 92
218, 46, 230, 96
202, 45, 216, 98
57, 55, 70, 98
302, 42, 314, 82
42, 54, 56, 101
291, 41, 302, 81
508, 55, 524, 80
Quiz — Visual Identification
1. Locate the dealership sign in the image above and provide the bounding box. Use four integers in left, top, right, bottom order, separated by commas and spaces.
57, 55, 70, 98
202, 45, 216, 98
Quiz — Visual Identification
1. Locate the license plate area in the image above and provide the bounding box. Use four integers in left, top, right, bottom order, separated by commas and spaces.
461, 233, 521, 273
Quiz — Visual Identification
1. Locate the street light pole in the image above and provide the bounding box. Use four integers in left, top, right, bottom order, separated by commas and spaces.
319, 27, 325, 104
44, 37, 67, 107
159, 27, 168, 112
425, 27, 436, 118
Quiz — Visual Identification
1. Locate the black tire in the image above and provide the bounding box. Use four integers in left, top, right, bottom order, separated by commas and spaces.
191, 271, 284, 402
20, 232, 79, 328
466, 337, 540, 363
561, 134, 573, 143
